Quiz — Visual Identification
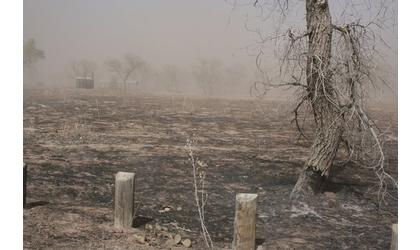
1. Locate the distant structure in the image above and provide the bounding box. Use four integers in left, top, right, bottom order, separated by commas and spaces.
76, 73, 94, 89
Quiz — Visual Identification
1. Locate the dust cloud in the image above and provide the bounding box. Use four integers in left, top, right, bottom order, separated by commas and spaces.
23, 0, 397, 102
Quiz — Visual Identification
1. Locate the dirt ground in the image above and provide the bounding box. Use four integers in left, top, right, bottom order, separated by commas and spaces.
23, 88, 398, 250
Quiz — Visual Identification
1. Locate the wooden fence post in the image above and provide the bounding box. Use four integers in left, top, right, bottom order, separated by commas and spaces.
390, 223, 397, 250
114, 172, 136, 229
23, 164, 27, 209
233, 193, 258, 250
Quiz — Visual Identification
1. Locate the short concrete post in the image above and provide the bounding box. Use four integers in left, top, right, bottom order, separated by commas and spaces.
390, 223, 397, 250
114, 172, 136, 229
23, 164, 27, 209
233, 193, 258, 250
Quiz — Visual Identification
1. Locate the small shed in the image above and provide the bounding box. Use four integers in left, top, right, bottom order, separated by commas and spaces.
76, 75, 94, 89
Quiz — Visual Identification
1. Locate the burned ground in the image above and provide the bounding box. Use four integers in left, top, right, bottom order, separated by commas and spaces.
23, 88, 397, 249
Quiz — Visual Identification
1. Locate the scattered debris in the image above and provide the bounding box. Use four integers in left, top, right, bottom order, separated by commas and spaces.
290, 203, 321, 219
165, 238, 175, 247
324, 192, 337, 200
145, 224, 153, 231
181, 239, 192, 248
174, 234, 182, 244
167, 222, 195, 233
159, 207, 171, 213
159, 205, 173, 213
134, 234, 146, 244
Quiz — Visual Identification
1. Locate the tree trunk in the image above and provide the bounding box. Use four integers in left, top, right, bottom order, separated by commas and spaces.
291, 0, 344, 200
123, 77, 127, 91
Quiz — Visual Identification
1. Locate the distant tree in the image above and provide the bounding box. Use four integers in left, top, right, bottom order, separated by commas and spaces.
23, 38, 45, 68
105, 54, 144, 90
137, 62, 153, 88
163, 64, 181, 93
68, 59, 97, 79
192, 58, 222, 96
223, 64, 248, 94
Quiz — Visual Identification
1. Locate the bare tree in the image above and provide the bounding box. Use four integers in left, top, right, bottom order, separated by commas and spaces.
222, 63, 248, 95
237, 0, 397, 202
23, 38, 45, 69
193, 58, 222, 96
105, 54, 144, 90
162, 64, 181, 93
137, 62, 153, 89
68, 59, 97, 79
23, 38, 46, 86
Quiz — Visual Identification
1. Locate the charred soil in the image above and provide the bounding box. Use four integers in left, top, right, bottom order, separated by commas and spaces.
23, 88, 397, 249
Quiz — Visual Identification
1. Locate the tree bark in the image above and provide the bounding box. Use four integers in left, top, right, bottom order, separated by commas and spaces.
291, 0, 344, 200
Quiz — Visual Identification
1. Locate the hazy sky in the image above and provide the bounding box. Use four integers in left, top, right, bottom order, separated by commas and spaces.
24, 1, 256, 72
24, 0, 397, 94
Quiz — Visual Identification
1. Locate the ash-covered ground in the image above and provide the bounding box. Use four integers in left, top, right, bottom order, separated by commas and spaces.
23, 88, 397, 249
